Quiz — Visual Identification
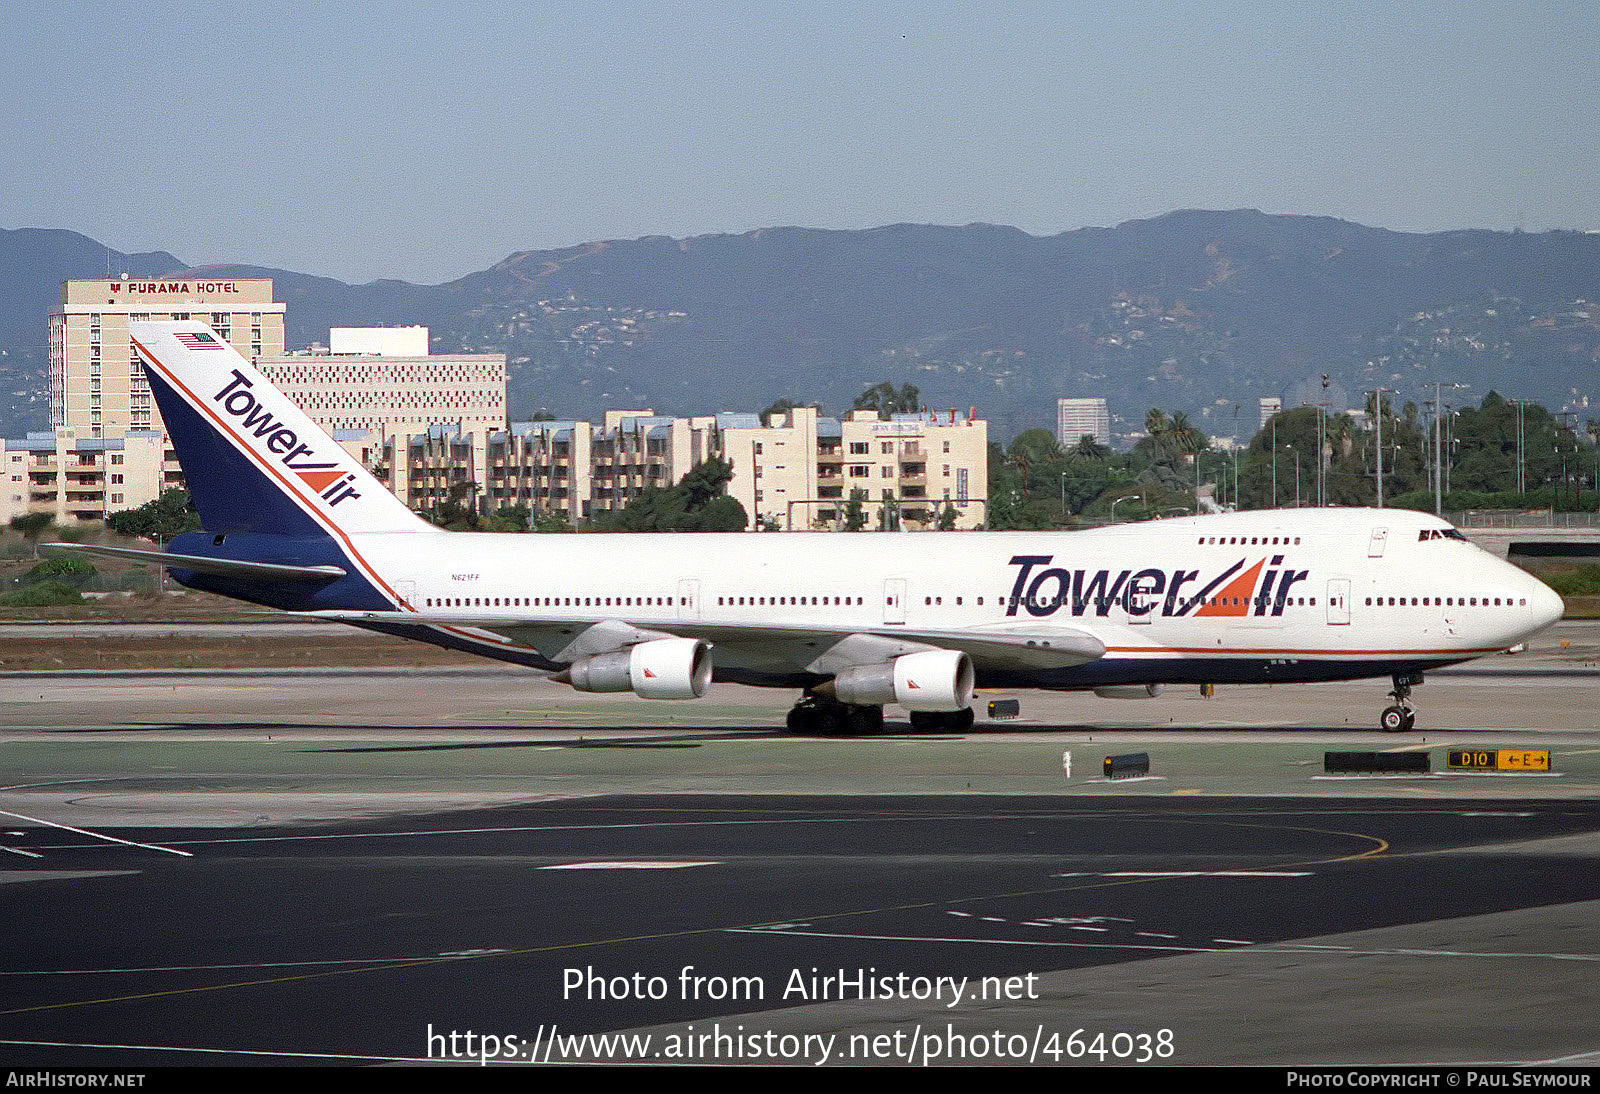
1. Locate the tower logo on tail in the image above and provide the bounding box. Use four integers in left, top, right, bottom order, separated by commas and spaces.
210, 368, 364, 508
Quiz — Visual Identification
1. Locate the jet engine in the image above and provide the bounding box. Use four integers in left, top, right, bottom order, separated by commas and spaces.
560, 637, 712, 700
829, 649, 974, 712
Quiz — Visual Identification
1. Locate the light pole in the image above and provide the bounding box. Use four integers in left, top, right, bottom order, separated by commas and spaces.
1432, 381, 1468, 514
1370, 387, 1389, 508
1509, 398, 1536, 495
1271, 417, 1278, 507
1110, 494, 1139, 522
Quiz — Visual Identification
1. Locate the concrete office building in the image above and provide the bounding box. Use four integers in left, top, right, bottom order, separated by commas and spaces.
1259, 397, 1283, 431
257, 327, 507, 505
1056, 397, 1111, 450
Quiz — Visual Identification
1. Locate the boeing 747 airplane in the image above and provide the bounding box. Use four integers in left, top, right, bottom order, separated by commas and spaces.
58, 321, 1566, 734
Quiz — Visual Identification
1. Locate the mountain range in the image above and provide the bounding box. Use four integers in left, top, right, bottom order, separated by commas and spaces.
4, 210, 1598, 442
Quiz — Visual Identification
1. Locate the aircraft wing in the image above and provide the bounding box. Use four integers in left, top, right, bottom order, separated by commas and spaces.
307, 610, 1105, 676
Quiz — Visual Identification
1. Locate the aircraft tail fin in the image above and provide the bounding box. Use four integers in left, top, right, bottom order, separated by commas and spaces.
130, 321, 428, 537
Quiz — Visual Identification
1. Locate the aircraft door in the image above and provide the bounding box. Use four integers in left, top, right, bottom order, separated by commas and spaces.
677, 579, 701, 621
1368, 528, 1389, 557
883, 578, 906, 625
1326, 578, 1351, 625
1121, 571, 1159, 625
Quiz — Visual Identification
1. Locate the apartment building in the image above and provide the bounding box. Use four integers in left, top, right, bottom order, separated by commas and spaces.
723, 407, 988, 531
1, 430, 164, 525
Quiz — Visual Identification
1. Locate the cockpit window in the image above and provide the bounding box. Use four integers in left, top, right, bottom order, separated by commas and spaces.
1418, 528, 1470, 542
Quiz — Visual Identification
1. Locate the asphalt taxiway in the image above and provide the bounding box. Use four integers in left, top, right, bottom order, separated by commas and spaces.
1, 622, 1597, 1067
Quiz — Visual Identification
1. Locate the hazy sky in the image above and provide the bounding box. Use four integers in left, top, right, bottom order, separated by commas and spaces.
6, 1, 1596, 284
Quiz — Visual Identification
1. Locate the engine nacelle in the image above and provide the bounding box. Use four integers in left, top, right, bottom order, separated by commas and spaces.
562, 637, 712, 700
831, 649, 974, 712
1092, 684, 1164, 700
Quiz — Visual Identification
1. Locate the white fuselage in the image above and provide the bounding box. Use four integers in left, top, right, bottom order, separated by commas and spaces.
337, 507, 1562, 690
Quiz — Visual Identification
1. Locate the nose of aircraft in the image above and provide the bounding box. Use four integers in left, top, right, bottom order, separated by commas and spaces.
1524, 572, 1566, 633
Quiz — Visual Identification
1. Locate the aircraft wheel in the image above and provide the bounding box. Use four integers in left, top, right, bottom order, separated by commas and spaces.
842, 704, 883, 735
1380, 705, 1411, 732
786, 705, 818, 734
909, 708, 976, 732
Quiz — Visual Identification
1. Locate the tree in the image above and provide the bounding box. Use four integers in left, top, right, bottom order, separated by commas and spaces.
1071, 435, 1110, 461
8, 513, 53, 541
853, 382, 921, 416
842, 488, 869, 532
588, 457, 749, 532
481, 505, 532, 533
419, 482, 482, 531
8, 512, 54, 558
105, 489, 202, 541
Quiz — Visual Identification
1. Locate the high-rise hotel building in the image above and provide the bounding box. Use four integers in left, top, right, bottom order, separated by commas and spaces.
49, 278, 286, 438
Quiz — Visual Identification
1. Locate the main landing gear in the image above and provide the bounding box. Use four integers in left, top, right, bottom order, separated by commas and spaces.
1380, 672, 1422, 732
786, 693, 883, 735
908, 709, 976, 732
784, 693, 976, 735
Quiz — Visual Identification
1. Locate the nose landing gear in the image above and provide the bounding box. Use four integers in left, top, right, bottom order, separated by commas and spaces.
1380, 672, 1422, 732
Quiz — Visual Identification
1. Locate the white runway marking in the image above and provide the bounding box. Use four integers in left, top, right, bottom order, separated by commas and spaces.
0, 808, 192, 857
0, 1038, 424, 1064
1, 951, 506, 976
1052, 870, 1312, 877
726, 926, 1221, 953
539, 860, 720, 870
729, 928, 1600, 963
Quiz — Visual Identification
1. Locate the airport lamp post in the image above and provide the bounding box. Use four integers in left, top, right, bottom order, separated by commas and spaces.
1110, 494, 1139, 522
1370, 387, 1389, 508
1510, 398, 1535, 495
1432, 381, 1467, 515
1270, 416, 1278, 508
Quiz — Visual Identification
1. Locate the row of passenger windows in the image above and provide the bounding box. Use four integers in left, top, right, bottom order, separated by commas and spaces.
1367, 595, 1524, 608
421, 591, 1522, 612
1005, 594, 1317, 609
719, 596, 865, 607
1198, 536, 1302, 546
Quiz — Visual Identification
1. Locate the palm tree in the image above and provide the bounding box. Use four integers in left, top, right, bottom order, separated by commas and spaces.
1072, 434, 1110, 461
1168, 411, 1206, 455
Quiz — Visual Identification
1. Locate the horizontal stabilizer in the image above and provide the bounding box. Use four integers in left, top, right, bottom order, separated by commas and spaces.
44, 543, 347, 583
